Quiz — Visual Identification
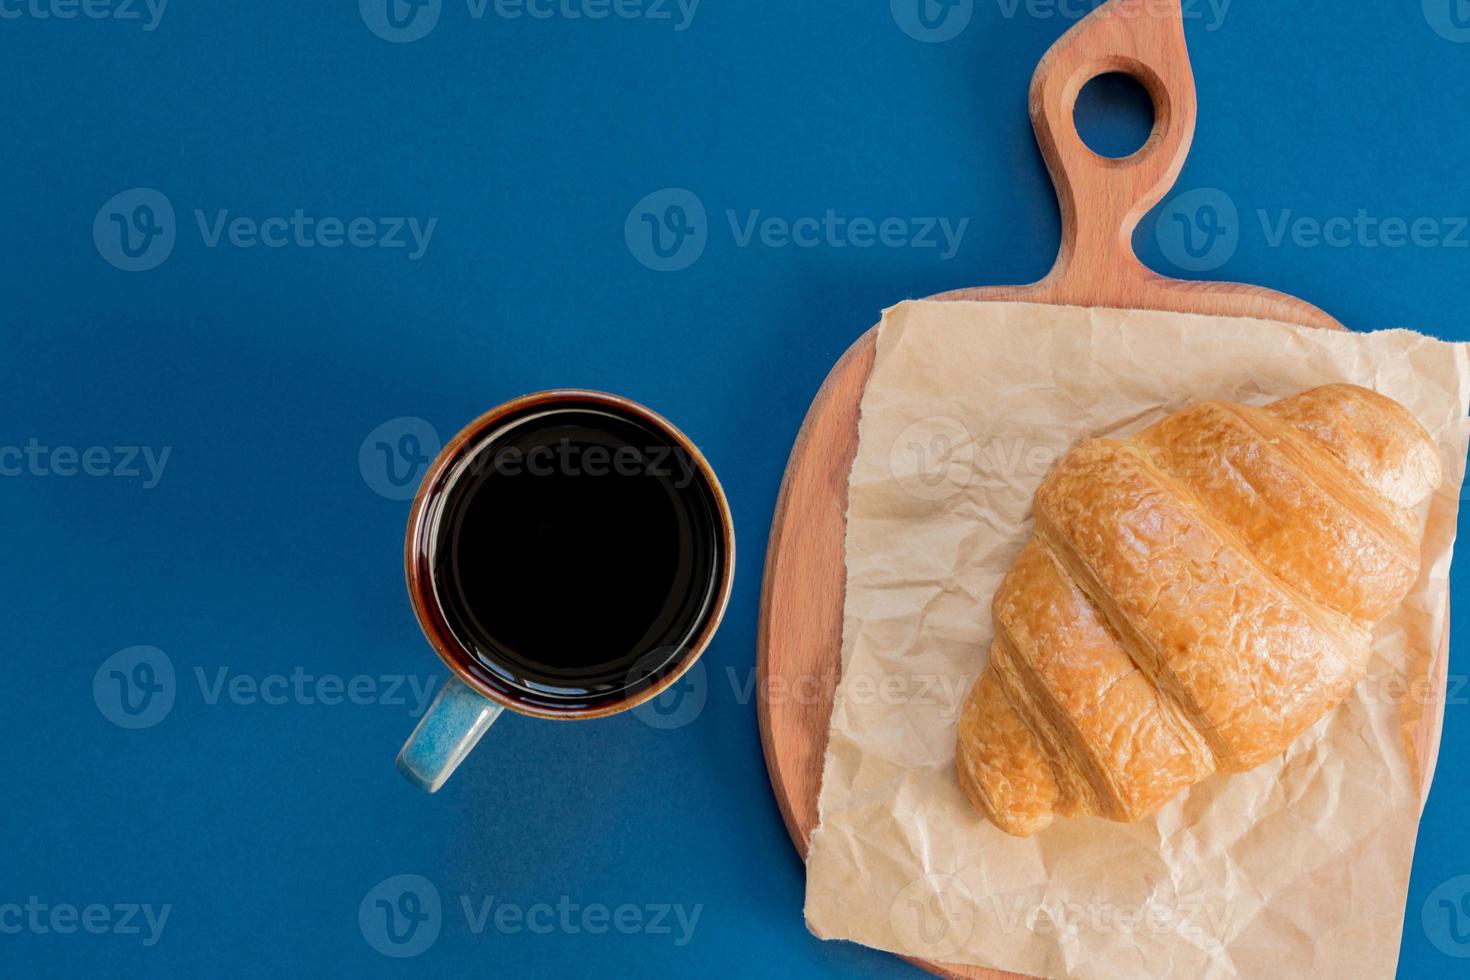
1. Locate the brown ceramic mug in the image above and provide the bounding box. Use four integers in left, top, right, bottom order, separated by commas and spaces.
396, 390, 735, 791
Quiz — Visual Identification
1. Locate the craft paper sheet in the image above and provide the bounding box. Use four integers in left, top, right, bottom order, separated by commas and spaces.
803, 301, 1470, 979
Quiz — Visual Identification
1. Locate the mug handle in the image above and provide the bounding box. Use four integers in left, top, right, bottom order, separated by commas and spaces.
396, 675, 503, 793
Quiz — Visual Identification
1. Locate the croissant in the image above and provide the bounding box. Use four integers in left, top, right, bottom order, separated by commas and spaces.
955, 384, 1442, 836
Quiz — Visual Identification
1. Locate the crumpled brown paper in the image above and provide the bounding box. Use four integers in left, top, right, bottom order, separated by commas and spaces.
803, 301, 1470, 979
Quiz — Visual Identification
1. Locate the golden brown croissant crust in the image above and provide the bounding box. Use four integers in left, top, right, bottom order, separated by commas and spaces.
955, 385, 1441, 836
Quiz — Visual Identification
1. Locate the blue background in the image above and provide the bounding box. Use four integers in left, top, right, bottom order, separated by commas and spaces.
4, 1, 1469, 976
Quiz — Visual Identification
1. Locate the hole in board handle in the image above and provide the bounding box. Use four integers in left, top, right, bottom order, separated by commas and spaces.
1073, 71, 1157, 160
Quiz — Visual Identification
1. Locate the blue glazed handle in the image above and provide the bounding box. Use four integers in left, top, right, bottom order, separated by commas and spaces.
396, 675, 503, 793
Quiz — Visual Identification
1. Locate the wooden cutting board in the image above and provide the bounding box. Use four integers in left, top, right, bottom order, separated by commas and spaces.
756, 2, 1449, 977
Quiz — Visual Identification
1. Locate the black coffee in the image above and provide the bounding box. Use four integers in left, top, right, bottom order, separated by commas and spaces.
428, 404, 725, 712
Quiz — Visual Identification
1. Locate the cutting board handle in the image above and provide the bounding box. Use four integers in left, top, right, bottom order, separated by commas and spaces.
939, 0, 1343, 330
1029, 0, 1195, 304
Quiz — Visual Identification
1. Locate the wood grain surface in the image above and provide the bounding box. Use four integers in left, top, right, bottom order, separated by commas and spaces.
756, 1, 1449, 977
